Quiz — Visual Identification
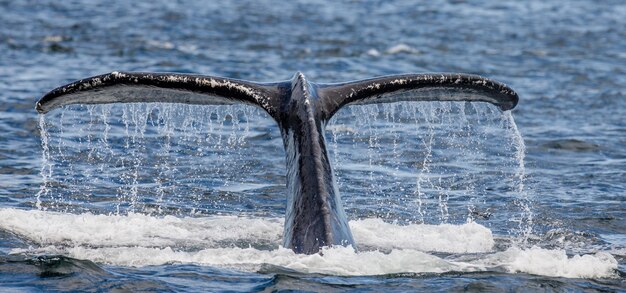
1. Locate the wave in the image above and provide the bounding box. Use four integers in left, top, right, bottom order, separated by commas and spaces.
0, 208, 618, 278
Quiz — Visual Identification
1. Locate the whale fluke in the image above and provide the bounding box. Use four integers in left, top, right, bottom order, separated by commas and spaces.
37, 71, 519, 254
35, 71, 286, 119
316, 73, 518, 121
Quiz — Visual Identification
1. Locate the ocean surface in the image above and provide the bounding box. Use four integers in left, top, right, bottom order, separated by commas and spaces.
0, 0, 624, 291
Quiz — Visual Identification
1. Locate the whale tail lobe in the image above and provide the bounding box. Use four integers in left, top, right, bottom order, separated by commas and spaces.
35, 71, 288, 119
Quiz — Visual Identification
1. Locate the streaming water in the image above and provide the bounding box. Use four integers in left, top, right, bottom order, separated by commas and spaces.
327, 102, 529, 234
17, 100, 613, 281
35, 102, 529, 233
37, 104, 282, 216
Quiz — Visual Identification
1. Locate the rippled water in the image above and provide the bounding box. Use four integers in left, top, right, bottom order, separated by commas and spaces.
0, 0, 624, 291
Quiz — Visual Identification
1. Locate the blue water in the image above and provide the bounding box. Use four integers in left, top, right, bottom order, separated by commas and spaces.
0, 0, 624, 291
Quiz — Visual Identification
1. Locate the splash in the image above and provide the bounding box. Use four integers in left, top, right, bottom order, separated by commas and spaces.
36, 101, 534, 236
35, 115, 52, 210
327, 102, 529, 236
503, 111, 533, 244
27, 101, 591, 277
36, 103, 284, 216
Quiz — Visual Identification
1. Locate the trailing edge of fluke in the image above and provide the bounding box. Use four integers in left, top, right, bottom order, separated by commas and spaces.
37, 71, 518, 254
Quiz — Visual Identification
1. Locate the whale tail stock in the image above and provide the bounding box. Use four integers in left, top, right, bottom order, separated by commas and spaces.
36, 71, 518, 254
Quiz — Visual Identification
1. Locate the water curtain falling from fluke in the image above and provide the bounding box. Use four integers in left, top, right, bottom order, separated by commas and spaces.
36, 72, 519, 254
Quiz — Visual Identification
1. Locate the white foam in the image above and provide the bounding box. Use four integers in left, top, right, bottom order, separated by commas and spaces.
351, 218, 494, 253
0, 208, 492, 253
366, 48, 381, 57
17, 245, 471, 276
385, 44, 419, 54
0, 208, 282, 248
476, 246, 619, 279
0, 208, 618, 278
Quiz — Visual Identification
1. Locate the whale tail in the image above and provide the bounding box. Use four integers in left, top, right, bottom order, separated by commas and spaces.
37, 71, 518, 254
